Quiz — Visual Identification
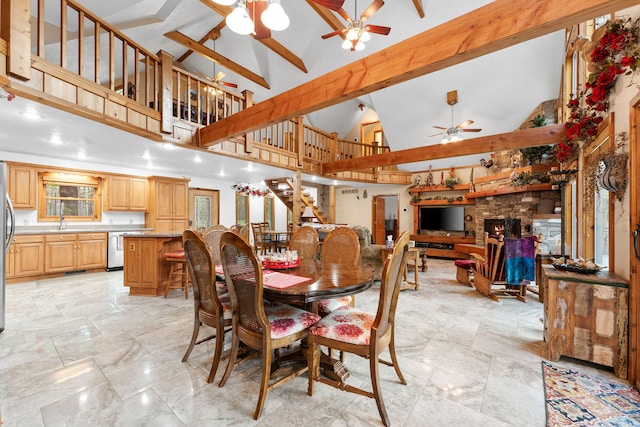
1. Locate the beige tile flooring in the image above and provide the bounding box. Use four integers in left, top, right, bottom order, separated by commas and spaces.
0, 259, 620, 426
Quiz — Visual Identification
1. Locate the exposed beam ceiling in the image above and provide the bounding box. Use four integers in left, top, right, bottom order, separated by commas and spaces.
176, 20, 226, 63
199, 0, 307, 73
322, 124, 565, 174
198, 0, 637, 148
164, 31, 270, 89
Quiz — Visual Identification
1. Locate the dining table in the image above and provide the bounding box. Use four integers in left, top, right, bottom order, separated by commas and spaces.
260, 258, 374, 381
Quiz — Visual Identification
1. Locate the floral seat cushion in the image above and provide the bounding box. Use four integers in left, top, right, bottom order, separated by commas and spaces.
263, 301, 321, 339
309, 308, 375, 345
318, 296, 352, 316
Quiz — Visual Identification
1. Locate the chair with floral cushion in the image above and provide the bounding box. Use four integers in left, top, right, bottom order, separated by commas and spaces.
218, 231, 321, 420
317, 226, 361, 315
307, 231, 411, 427
181, 230, 232, 383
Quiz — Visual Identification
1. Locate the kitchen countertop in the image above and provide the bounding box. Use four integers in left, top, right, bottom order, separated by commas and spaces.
14, 226, 152, 235
122, 232, 182, 238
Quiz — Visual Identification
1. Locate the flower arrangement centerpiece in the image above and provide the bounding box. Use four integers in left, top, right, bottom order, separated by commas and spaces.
560, 17, 640, 162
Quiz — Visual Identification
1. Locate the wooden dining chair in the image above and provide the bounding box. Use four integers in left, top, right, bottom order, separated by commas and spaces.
251, 222, 273, 255
307, 231, 411, 427
229, 223, 250, 242
204, 224, 228, 235
218, 231, 321, 420
181, 230, 232, 383
318, 227, 361, 314
288, 226, 319, 260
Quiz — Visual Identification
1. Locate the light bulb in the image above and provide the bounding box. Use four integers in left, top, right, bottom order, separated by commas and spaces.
355, 40, 365, 51
212, 0, 236, 5
346, 28, 359, 41
262, 1, 289, 31
342, 39, 352, 50
226, 5, 254, 35
360, 30, 371, 42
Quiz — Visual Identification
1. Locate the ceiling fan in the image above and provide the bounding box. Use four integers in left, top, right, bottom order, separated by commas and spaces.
196, 38, 238, 90
430, 90, 482, 143
318, 0, 391, 51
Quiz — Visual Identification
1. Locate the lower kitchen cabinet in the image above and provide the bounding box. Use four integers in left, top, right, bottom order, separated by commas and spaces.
7, 235, 45, 279
45, 233, 107, 273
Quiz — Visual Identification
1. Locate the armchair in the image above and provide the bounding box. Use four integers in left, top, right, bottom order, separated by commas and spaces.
351, 225, 386, 281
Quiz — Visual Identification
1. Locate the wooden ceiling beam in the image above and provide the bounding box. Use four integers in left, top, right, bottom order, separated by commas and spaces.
322, 124, 565, 174
306, 0, 346, 35
164, 31, 270, 89
412, 0, 426, 19
198, 0, 638, 147
199, 0, 307, 73
176, 21, 226, 64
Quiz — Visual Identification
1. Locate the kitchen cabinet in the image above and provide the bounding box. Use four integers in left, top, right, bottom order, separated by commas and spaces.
542, 265, 628, 379
7, 235, 44, 278
104, 175, 149, 211
8, 164, 37, 210
44, 233, 107, 273
123, 233, 183, 296
146, 176, 190, 233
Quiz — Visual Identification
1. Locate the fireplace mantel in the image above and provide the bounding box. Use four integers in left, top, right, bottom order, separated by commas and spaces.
466, 183, 554, 199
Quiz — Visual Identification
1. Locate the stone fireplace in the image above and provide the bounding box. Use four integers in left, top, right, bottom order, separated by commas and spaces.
484, 218, 521, 238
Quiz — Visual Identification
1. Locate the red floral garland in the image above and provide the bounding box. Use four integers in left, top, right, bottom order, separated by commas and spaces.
232, 183, 270, 197
559, 17, 640, 162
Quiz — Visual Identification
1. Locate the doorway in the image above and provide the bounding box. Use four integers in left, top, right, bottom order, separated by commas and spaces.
372, 195, 399, 245
188, 188, 220, 230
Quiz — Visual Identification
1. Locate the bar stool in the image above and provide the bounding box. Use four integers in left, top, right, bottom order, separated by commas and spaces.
164, 251, 189, 298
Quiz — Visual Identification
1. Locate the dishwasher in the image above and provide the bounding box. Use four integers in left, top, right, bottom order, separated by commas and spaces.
107, 231, 126, 271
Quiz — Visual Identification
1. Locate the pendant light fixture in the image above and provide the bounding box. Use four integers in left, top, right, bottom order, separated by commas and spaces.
214, 0, 290, 36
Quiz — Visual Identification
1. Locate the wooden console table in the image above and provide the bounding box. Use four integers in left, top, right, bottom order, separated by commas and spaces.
541, 265, 628, 378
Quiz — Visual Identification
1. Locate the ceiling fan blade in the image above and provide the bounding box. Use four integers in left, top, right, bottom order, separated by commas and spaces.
428, 132, 444, 137
310, 0, 346, 11
336, 8, 352, 22
432, 125, 448, 130
461, 128, 482, 132
365, 24, 391, 35
195, 71, 213, 81
219, 81, 238, 88
248, 1, 272, 40
321, 28, 346, 39
456, 119, 474, 128
214, 71, 226, 81
361, 0, 384, 21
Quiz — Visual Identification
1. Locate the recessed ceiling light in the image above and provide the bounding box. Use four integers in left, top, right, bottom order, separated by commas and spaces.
333, 180, 338, 185
49, 134, 63, 145
77, 150, 87, 160
246, 163, 254, 172
146, 160, 153, 169
219, 170, 226, 177
311, 176, 317, 181
194, 154, 202, 163
142, 149, 151, 160
19, 111, 43, 120
162, 143, 176, 150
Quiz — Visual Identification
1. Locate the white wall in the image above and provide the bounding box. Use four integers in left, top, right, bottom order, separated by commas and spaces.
4, 152, 289, 231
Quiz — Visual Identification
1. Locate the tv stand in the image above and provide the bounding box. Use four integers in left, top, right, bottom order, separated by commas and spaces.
410, 234, 475, 259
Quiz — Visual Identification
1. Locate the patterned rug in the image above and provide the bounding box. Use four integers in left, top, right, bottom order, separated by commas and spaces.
543, 361, 640, 426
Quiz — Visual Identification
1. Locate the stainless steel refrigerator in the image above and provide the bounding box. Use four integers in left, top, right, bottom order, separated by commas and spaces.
1, 162, 16, 333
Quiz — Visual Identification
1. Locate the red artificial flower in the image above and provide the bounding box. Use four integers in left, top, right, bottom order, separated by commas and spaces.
621, 56, 636, 67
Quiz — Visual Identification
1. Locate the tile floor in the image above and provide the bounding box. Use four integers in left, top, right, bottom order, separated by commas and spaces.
0, 259, 620, 426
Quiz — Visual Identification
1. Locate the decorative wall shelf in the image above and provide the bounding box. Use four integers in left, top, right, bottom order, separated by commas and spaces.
466, 183, 554, 199
408, 184, 470, 193
410, 199, 474, 206
472, 164, 557, 185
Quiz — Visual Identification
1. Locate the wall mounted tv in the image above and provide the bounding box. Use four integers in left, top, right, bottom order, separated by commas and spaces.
419, 206, 465, 232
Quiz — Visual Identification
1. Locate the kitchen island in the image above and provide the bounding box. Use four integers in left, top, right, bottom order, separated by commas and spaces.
123, 232, 183, 296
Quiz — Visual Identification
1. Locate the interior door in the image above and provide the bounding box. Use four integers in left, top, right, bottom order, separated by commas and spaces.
373, 196, 386, 245
189, 188, 220, 230
631, 99, 640, 388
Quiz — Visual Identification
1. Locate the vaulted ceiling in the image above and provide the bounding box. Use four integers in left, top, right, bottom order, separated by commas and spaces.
2, 0, 573, 183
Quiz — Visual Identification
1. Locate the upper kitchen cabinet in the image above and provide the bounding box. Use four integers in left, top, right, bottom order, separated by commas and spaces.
104, 175, 149, 211
146, 176, 190, 233
8, 164, 37, 209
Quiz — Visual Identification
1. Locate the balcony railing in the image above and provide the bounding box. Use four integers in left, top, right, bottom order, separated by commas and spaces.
31, 0, 160, 110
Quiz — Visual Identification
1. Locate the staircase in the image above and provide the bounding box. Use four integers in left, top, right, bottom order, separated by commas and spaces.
265, 178, 328, 224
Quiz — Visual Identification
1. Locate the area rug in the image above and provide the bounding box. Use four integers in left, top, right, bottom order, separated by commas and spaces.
543, 360, 640, 426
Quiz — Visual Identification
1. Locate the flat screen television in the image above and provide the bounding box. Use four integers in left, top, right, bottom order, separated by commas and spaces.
419, 206, 465, 232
